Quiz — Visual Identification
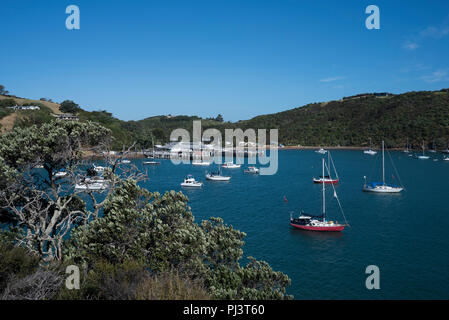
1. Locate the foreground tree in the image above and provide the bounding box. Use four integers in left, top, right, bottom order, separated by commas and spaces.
66, 179, 292, 299
0, 85, 9, 95
0, 121, 142, 261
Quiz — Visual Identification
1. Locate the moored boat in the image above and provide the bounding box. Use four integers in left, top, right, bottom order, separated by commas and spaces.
363, 141, 404, 193
180, 175, 203, 187
221, 162, 241, 169
313, 151, 339, 184
244, 166, 259, 174
291, 158, 348, 232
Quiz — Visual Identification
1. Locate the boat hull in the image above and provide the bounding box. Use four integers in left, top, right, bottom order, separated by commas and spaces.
313, 178, 339, 184
363, 186, 403, 193
290, 223, 344, 232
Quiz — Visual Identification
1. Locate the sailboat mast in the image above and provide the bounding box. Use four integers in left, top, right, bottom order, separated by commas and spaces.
382, 140, 385, 185
322, 158, 326, 221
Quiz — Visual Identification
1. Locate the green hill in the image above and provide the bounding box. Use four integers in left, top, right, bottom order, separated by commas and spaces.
2, 88, 449, 150
233, 89, 449, 149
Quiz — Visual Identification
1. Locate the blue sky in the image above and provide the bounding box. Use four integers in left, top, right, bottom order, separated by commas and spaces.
1, 0, 449, 121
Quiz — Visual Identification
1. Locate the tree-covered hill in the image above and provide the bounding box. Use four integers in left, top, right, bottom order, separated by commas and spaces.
233, 89, 449, 149
2, 88, 449, 150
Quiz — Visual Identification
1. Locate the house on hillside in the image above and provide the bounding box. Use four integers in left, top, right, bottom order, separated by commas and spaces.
53, 113, 79, 121
7, 105, 41, 111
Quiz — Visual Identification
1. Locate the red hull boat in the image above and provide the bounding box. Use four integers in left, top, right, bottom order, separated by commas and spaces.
291, 158, 348, 233
313, 177, 339, 184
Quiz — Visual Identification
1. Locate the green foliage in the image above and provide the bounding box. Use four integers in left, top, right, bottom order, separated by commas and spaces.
60, 100, 82, 114
0, 232, 40, 292
66, 179, 292, 300
0, 85, 9, 95
234, 90, 449, 148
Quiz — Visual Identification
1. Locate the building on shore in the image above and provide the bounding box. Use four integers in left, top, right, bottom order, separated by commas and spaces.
53, 114, 79, 121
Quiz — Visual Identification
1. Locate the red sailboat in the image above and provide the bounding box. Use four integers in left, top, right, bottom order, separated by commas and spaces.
291, 158, 348, 232
312, 151, 339, 184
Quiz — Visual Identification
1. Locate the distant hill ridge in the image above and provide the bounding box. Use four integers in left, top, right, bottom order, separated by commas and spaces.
1, 88, 449, 149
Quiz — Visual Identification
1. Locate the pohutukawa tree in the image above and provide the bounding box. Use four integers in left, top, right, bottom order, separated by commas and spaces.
0, 121, 144, 261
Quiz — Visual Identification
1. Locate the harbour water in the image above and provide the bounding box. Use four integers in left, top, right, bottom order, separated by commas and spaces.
132, 150, 449, 299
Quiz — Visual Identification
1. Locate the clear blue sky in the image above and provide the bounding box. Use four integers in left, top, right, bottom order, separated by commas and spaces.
1, 0, 449, 121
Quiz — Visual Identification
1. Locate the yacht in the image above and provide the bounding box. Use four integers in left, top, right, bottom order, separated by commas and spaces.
93, 164, 106, 173
75, 177, 110, 191
119, 159, 131, 164
54, 170, 68, 177
222, 162, 241, 169
143, 136, 161, 165
290, 158, 348, 232
192, 160, 211, 166
180, 175, 203, 187
363, 141, 403, 193
315, 148, 327, 154
244, 166, 259, 174
363, 138, 377, 155
418, 141, 429, 159
312, 151, 339, 184
206, 168, 231, 181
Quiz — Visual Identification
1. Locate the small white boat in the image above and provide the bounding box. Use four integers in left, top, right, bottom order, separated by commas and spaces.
443, 157, 449, 161
363, 138, 377, 155
75, 177, 110, 191
143, 159, 160, 165
93, 164, 106, 172
206, 168, 231, 181
221, 162, 241, 169
119, 159, 131, 164
363, 149, 377, 155
192, 161, 210, 166
244, 166, 259, 174
418, 141, 429, 159
180, 175, 203, 187
315, 148, 327, 154
54, 171, 68, 177
143, 136, 160, 165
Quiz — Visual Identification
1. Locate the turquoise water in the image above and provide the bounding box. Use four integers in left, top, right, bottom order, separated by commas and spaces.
134, 150, 449, 299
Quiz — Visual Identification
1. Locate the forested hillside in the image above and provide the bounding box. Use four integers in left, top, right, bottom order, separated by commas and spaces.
2, 88, 449, 149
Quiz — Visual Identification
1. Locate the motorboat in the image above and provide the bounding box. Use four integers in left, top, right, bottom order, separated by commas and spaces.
244, 166, 259, 174
315, 148, 327, 154
221, 162, 241, 169
180, 175, 203, 187
192, 161, 211, 166
75, 177, 110, 191
93, 164, 106, 172
54, 170, 68, 177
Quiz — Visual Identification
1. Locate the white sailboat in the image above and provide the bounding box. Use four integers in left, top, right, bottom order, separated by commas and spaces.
363, 141, 403, 193
206, 167, 231, 181
143, 137, 161, 165
403, 137, 410, 153
429, 140, 437, 153
363, 138, 377, 155
418, 141, 429, 159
